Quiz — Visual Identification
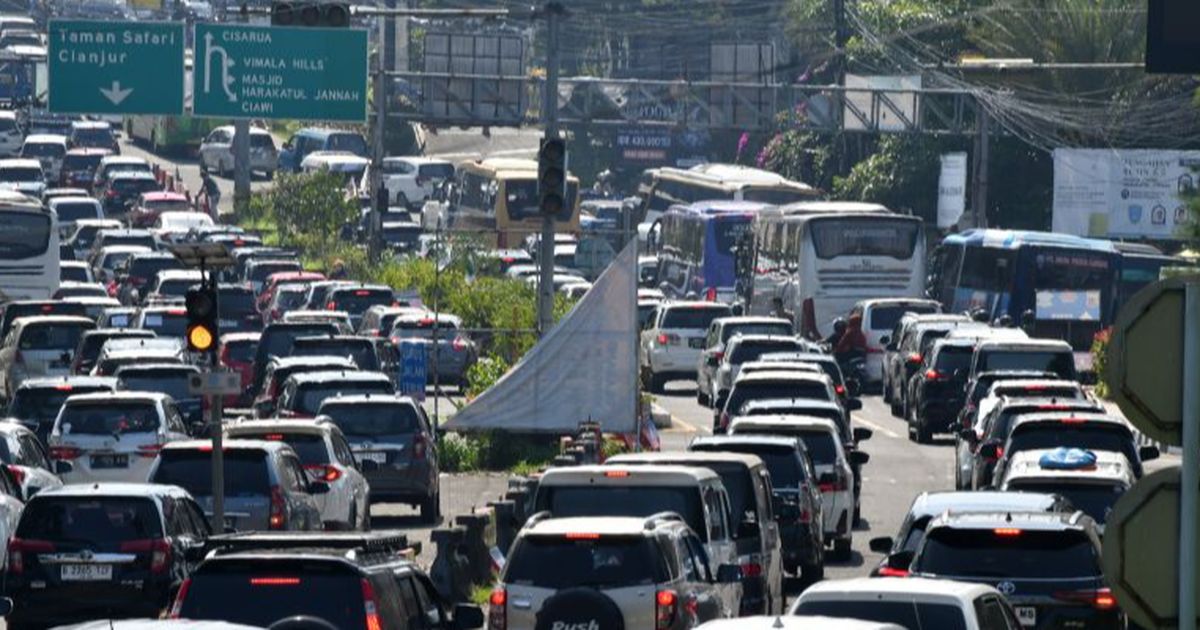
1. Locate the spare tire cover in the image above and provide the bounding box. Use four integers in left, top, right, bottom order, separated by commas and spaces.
534, 587, 626, 630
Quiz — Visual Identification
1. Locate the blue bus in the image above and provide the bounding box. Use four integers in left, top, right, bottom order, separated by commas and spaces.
928, 229, 1121, 352
650, 201, 773, 302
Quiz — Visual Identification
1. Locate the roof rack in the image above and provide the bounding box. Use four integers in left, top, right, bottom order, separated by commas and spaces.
204, 531, 419, 558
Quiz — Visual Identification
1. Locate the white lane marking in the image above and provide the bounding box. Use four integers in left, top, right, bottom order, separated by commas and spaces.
856, 416, 901, 440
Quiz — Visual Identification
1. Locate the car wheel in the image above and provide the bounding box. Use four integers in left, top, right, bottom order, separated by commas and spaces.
696, 387, 709, 406
831, 537, 852, 562
914, 410, 932, 444
420, 491, 440, 524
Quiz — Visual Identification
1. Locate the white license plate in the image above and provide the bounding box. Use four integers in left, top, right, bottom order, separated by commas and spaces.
61, 564, 113, 581
357, 451, 388, 464
1015, 606, 1036, 627
220, 319, 238, 328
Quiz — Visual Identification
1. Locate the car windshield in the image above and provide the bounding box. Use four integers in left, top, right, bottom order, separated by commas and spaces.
0, 166, 42, 182
320, 402, 420, 438
793, 600, 967, 630
729, 382, 832, 413
179, 560, 370, 628
19, 322, 89, 350
294, 382, 393, 416
58, 402, 159, 435
1006, 481, 1124, 525
914, 528, 1099, 579
981, 350, 1075, 378
16, 497, 163, 543
152, 450, 270, 497
505, 535, 666, 589
538, 486, 707, 541
55, 202, 100, 223
721, 323, 792, 342
260, 326, 338, 361
119, 372, 194, 400
10, 385, 109, 422
662, 306, 732, 330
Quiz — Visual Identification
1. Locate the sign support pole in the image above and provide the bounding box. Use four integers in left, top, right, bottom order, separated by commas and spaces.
1181, 281, 1199, 630
232, 7, 251, 217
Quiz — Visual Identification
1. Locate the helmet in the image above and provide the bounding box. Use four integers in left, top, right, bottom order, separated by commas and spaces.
832, 317, 847, 333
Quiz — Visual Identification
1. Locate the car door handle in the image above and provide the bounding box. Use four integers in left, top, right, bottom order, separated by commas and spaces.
511, 598, 532, 610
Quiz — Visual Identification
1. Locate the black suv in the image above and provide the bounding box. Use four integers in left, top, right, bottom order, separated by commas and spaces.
171, 532, 484, 630
6, 483, 211, 628
910, 511, 1121, 629
250, 322, 340, 396
906, 338, 977, 443
965, 400, 1105, 490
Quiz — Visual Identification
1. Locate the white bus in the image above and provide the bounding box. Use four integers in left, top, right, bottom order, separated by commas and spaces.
0, 189, 58, 301
743, 202, 926, 340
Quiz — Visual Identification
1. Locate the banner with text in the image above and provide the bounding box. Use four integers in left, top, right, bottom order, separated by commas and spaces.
937, 152, 967, 229
1052, 148, 1200, 240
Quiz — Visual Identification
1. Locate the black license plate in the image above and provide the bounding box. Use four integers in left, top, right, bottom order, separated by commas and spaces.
90, 454, 128, 469
688, 338, 705, 349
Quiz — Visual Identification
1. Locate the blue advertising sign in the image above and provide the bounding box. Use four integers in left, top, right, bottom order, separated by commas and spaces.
399, 341, 427, 402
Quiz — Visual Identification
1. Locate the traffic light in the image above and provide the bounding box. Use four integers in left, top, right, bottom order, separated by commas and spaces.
538, 137, 568, 219
271, 1, 351, 28
185, 286, 219, 354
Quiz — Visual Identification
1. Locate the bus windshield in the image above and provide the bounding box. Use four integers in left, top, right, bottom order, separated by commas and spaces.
809, 218, 920, 260
0, 212, 50, 259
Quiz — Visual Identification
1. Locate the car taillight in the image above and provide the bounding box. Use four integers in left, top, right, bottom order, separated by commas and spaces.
488, 588, 507, 630
705, 287, 717, 302
924, 369, 943, 380
5, 464, 24, 487
8, 538, 54, 574
169, 577, 191, 618
987, 446, 1004, 462
50, 445, 81, 460
655, 589, 678, 630
136, 442, 163, 458
819, 473, 848, 493
362, 578, 383, 630
269, 485, 286, 529
451, 336, 469, 352
413, 434, 427, 460
656, 333, 680, 346
719, 411, 730, 431
120, 538, 171, 573
304, 464, 342, 482
877, 566, 909, 577
835, 384, 846, 396
326, 301, 337, 310
1052, 588, 1116, 609
740, 561, 762, 577
906, 353, 922, 364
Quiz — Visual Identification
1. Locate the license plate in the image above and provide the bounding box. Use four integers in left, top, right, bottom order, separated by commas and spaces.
1015, 607, 1036, 627
220, 319, 238, 328
357, 451, 388, 464
90, 453, 128, 469
688, 338, 705, 349
61, 564, 113, 581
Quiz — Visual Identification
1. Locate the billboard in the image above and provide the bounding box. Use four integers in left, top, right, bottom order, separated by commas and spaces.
1052, 149, 1200, 240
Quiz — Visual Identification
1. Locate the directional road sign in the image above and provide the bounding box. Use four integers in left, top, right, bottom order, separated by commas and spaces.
192, 23, 367, 121
1106, 276, 1200, 445
1104, 466, 1200, 628
399, 341, 428, 402
48, 20, 184, 115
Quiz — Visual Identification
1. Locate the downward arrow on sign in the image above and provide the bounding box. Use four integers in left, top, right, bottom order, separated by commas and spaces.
99, 81, 133, 105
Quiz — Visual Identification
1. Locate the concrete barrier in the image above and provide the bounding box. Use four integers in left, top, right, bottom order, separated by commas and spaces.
456, 512, 494, 586
429, 526, 473, 603
488, 500, 518, 555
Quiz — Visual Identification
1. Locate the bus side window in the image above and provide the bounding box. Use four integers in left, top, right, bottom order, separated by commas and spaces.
935, 244, 964, 304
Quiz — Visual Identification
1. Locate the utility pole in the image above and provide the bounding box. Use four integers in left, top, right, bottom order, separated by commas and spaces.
537, 2, 564, 337
232, 4, 251, 218
970, 106, 990, 228
369, 50, 386, 263
833, 0, 848, 86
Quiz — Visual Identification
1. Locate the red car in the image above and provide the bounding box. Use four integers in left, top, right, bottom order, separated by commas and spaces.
126, 191, 191, 228
218, 331, 261, 407
256, 270, 326, 314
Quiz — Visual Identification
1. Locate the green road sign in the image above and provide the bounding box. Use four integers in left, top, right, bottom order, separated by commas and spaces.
48, 20, 184, 115
192, 24, 367, 122
1103, 466, 1200, 628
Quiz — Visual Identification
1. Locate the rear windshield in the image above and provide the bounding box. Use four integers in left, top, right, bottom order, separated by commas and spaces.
794, 600, 967, 630
1008, 425, 1134, 460
728, 382, 831, 414
19, 322, 89, 350
0, 166, 41, 181
152, 450, 270, 497
63, 153, 104, 171
61, 266, 90, 283
261, 326, 337, 359
933, 346, 975, 375
538, 486, 706, 541
994, 385, 1081, 400
1006, 481, 1123, 525
58, 402, 159, 435
327, 133, 367, 156
981, 350, 1076, 379
55, 202, 101, 223
219, 290, 257, 314
291, 340, 376, 370
119, 371, 194, 400
113, 178, 159, 194
869, 304, 939, 331
250, 134, 275, 149
145, 200, 191, 213
10, 385, 110, 422
729, 340, 803, 364
17, 497, 162, 542
130, 257, 182, 280
139, 311, 189, 337
697, 445, 802, 487
721, 323, 792, 343
506, 535, 666, 589
914, 528, 1099, 579
239, 433, 329, 465
180, 560, 365, 628
72, 128, 114, 146
157, 278, 199, 298
662, 306, 732, 330
294, 382, 393, 416
22, 143, 64, 158
731, 429, 837, 466
320, 402, 421, 438
392, 320, 458, 339
103, 234, 156, 249
224, 339, 258, 364
330, 290, 393, 316
249, 261, 302, 282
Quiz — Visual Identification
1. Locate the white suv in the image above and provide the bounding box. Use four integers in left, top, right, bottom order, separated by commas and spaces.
491, 514, 741, 630
640, 302, 732, 392
48, 391, 190, 483
381, 156, 455, 209
0, 111, 22, 156
790, 577, 1023, 629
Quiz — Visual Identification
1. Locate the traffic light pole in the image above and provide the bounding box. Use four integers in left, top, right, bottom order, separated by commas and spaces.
200, 260, 225, 532
233, 7, 251, 218
536, 2, 563, 337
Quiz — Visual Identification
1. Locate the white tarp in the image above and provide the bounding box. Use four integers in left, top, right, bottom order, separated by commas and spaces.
937, 152, 968, 229
444, 243, 639, 434
1052, 148, 1200, 240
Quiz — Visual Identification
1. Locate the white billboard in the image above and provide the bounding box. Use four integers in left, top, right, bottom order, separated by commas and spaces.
937, 152, 968, 229
1053, 148, 1200, 240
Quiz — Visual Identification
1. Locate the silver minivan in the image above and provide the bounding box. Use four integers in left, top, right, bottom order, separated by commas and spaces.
0, 315, 95, 399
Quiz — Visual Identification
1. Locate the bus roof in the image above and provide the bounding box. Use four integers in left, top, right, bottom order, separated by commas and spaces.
658, 164, 817, 192
943, 229, 1118, 254
668, 200, 775, 216
774, 201, 893, 215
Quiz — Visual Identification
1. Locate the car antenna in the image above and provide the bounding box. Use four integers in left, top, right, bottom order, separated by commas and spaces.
772, 617, 784, 629
1005, 512, 1013, 523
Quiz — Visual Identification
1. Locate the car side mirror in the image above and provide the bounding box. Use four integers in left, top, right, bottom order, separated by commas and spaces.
737, 519, 760, 539
452, 604, 485, 630
308, 481, 331, 495
845, 398, 863, 412
853, 427, 873, 443
978, 441, 1000, 460
0, 596, 13, 617
706, 354, 720, 367
1140, 445, 1160, 462
848, 450, 870, 466
716, 564, 742, 584
359, 458, 379, 472
868, 536, 893, 553
53, 460, 73, 476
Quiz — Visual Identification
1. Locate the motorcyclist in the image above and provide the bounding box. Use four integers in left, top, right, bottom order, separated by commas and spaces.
824, 317, 848, 348
833, 313, 868, 368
